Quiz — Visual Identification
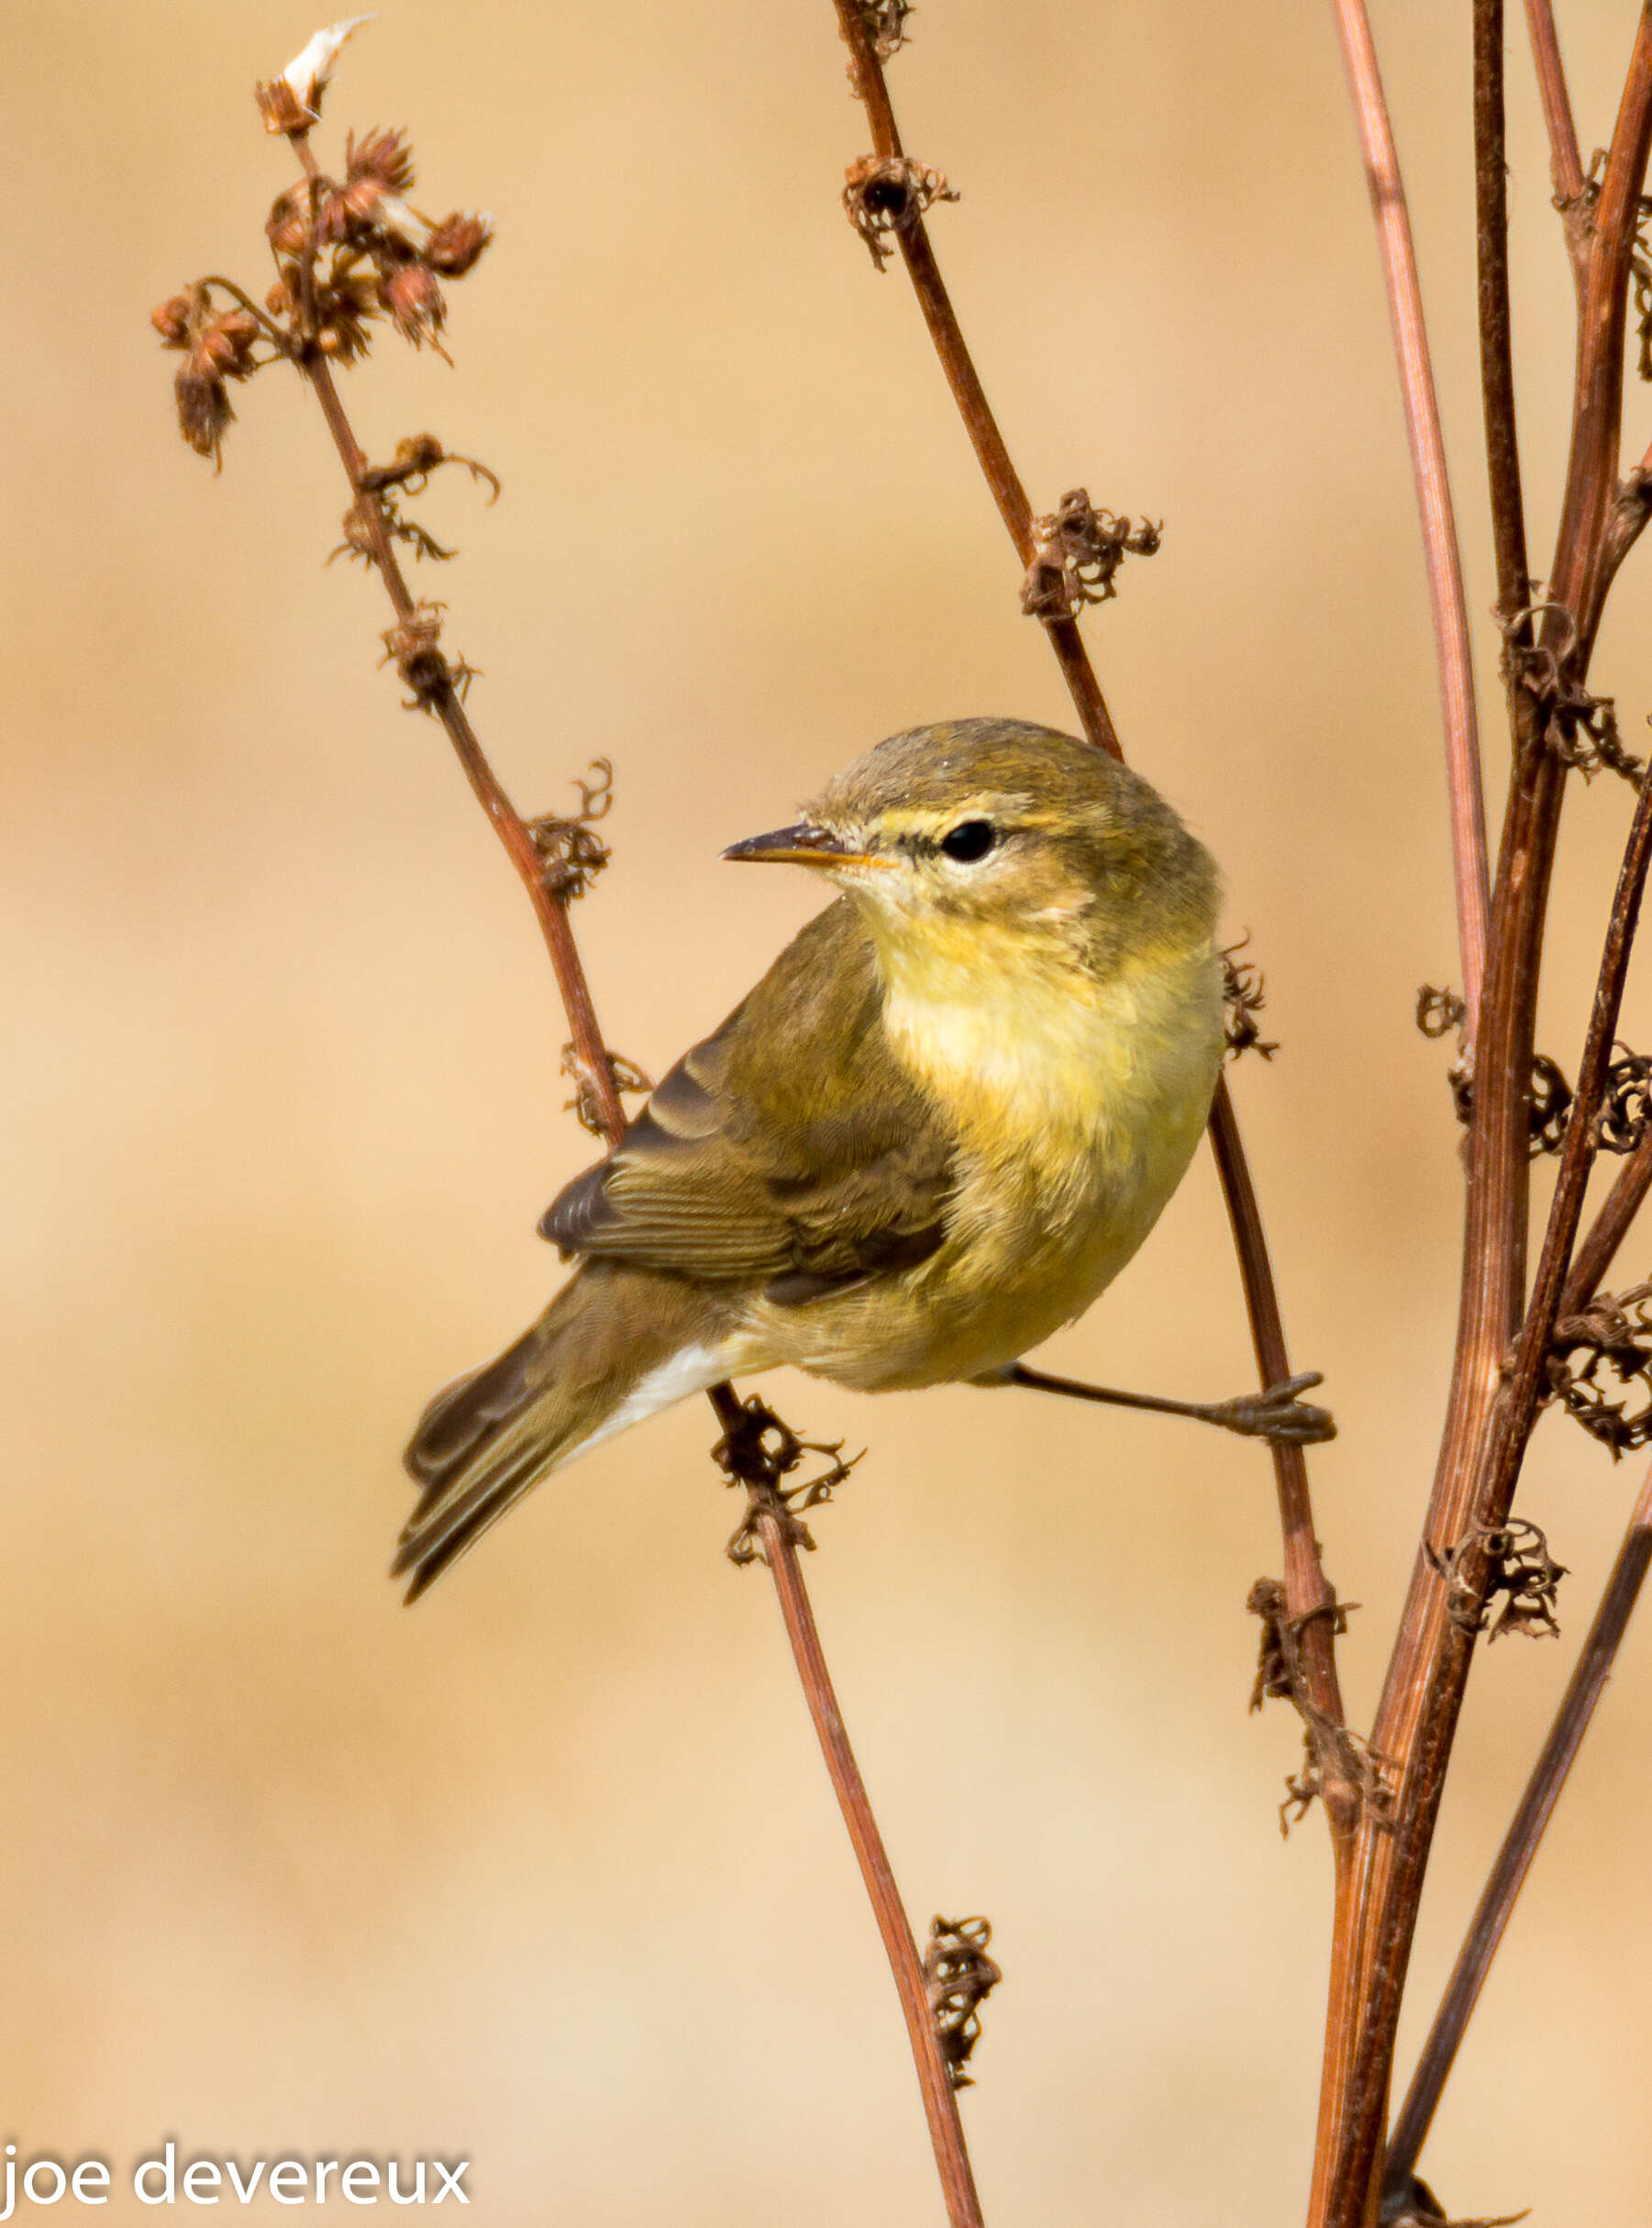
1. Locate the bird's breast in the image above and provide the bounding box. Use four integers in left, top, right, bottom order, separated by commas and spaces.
807, 930, 1223, 1387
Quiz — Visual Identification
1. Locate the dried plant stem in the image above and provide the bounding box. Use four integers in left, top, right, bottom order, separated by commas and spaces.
719, 1398, 985, 2228
1474, 0, 1533, 633
1308, 25, 1652, 2220
828, 0, 1348, 1789
1385, 1462, 1652, 2197
1330, 0, 1490, 1032
829, 9, 1117, 758
287, 142, 982, 2227
1325, 748, 1652, 2224
304, 358, 628, 1136
1523, 0, 1588, 272
1563, 1133, 1652, 1313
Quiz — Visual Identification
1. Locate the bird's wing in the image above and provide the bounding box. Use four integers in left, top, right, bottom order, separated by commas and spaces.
539, 900, 954, 1303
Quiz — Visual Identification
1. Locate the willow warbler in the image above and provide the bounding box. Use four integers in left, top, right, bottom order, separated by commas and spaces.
396, 716, 1228, 1599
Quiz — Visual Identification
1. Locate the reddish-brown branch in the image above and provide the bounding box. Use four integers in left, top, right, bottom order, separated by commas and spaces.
1330, 0, 1490, 1033
283, 131, 983, 2228
1311, 19, 1652, 2223
1523, 0, 1588, 286
828, 0, 1347, 1778
1385, 1463, 1652, 2198
1563, 1134, 1652, 1313
717, 1391, 985, 2228
302, 354, 628, 1142
1474, 0, 1534, 632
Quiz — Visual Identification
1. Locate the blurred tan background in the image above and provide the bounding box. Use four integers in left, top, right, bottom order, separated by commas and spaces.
5, 2, 1652, 2220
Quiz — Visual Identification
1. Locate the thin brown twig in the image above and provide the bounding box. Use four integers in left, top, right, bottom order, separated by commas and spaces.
827, 0, 1349, 1797
1330, 0, 1491, 1035
1385, 1462, 1652, 2199
283, 119, 984, 2228
834, 19, 1118, 758
715, 1385, 985, 2228
1474, 0, 1534, 634
1561, 1130, 1652, 1314
1523, 0, 1589, 288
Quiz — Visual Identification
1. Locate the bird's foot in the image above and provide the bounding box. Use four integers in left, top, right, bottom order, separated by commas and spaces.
1204, 1372, 1336, 1446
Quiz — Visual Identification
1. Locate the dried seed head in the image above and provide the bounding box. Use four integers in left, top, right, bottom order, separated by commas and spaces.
842, 154, 958, 271
313, 268, 377, 362
1222, 940, 1278, 1061
924, 1917, 1001, 2090
425, 211, 493, 278
859, 0, 915, 61
347, 126, 416, 196
267, 185, 312, 260
376, 252, 447, 348
381, 600, 451, 704
156, 287, 267, 465
1548, 1280, 1652, 1455
150, 294, 192, 348
255, 78, 316, 136
560, 1043, 650, 1134
255, 16, 371, 134
1021, 489, 1162, 621
175, 364, 234, 460
1416, 984, 1469, 1041
199, 308, 261, 377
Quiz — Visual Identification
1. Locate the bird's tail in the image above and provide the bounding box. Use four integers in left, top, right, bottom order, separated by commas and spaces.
394, 1265, 730, 1602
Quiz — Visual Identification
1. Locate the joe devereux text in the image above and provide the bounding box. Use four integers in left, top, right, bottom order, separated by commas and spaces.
0, 2146, 471, 2211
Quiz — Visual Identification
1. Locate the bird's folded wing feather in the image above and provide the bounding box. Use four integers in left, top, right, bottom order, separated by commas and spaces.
539, 900, 953, 1302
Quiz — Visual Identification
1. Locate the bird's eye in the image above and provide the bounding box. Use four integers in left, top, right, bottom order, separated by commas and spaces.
939, 820, 996, 864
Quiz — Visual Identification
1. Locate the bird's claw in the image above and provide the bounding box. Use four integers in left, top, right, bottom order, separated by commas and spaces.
1208, 1371, 1336, 1446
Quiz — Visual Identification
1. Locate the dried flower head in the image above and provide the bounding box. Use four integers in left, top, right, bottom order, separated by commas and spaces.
529, 760, 615, 903
859, 1, 915, 61
714, 1395, 863, 1564
153, 285, 266, 464
1222, 939, 1278, 1061
1548, 1281, 1652, 1454
1020, 489, 1161, 622
425, 211, 493, 278
255, 16, 371, 134
1416, 984, 1469, 1040
560, 1043, 651, 1136
924, 1917, 1001, 2090
348, 126, 416, 196
266, 184, 313, 260
842, 154, 958, 270
150, 294, 192, 348
312, 267, 377, 362
1428, 1519, 1567, 1642
380, 600, 452, 705
1598, 1044, 1652, 1152
375, 249, 447, 349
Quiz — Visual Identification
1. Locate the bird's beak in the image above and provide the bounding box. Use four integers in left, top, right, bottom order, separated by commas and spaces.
722, 822, 890, 870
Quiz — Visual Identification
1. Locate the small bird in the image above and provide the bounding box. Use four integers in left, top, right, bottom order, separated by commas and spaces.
396, 716, 1325, 1601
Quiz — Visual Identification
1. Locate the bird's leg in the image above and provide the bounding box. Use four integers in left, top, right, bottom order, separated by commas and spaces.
1001, 1362, 1336, 1446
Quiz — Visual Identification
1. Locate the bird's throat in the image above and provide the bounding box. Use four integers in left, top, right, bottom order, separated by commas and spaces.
871, 912, 1218, 1182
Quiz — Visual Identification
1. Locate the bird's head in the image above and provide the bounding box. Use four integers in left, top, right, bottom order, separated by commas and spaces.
723, 717, 1218, 977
